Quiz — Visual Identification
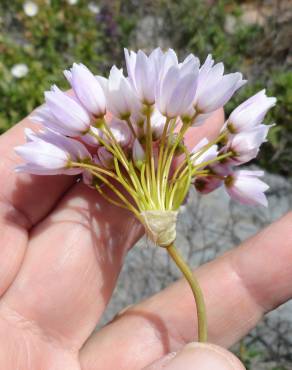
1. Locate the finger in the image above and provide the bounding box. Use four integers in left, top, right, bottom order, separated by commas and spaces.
80, 212, 292, 370
0, 117, 75, 296
144, 343, 245, 370
1, 182, 143, 350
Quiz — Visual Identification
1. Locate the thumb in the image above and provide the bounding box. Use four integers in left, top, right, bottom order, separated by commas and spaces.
144, 343, 246, 370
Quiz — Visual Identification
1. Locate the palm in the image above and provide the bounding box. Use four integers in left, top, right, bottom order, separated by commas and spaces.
0, 112, 291, 370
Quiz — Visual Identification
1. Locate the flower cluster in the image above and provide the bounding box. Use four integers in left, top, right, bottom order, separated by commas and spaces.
16, 48, 276, 246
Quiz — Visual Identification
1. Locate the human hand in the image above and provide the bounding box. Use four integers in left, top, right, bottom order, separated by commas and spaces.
0, 109, 291, 369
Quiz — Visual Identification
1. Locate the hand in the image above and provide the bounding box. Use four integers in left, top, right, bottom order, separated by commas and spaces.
0, 109, 291, 370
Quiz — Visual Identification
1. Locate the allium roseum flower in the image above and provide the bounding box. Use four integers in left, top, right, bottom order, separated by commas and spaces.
225, 170, 269, 207
194, 55, 246, 114
226, 90, 276, 133
15, 48, 276, 343
15, 129, 91, 175
44, 86, 91, 136
64, 63, 106, 118
125, 48, 163, 105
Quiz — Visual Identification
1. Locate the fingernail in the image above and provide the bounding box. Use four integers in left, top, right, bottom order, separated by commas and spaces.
155, 343, 246, 370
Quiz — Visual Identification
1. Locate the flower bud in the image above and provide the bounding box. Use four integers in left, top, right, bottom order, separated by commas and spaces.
194, 176, 222, 194
98, 147, 114, 169
132, 139, 145, 169
167, 133, 185, 156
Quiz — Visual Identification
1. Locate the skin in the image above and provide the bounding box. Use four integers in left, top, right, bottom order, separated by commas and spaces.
0, 109, 291, 369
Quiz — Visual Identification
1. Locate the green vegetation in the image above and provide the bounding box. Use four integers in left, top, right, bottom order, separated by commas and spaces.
0, 0, 291, 175
0, 0, 136, 132
158, 0, 291, 175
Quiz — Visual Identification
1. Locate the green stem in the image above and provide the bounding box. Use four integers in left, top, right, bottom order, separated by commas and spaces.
166, 243, 208, 342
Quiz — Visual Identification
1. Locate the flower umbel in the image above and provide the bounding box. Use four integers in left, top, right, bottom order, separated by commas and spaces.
16, 48, 276, 343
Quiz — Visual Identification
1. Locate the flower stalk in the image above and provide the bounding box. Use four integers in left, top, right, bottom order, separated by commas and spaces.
166, 243, 208, 342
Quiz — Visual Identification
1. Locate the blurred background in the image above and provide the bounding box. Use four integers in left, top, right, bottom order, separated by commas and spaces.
0, 0, 291, 368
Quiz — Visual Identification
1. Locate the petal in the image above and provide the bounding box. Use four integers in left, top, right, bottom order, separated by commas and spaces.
71, 63, 106, 116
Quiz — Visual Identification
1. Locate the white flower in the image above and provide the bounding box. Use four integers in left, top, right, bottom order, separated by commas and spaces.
88, 2, 100, 14
11, 63, 29, 78
225, 170, 269, 207
66, 0, 78, 4
64, 63, 106, 117
194, 54, 246, 113
227, 89, 277, 133
23, 1, 39, 16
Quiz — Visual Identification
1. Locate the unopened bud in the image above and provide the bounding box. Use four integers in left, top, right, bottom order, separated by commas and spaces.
133, 138, 146, 170
98, 147, 114, 169
167, 133, 185, 156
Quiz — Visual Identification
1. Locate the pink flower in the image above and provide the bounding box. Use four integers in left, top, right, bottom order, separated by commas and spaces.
103, 66, 142, 119
124, 48, 164, 105
227, 89, 276, 133
225, 170, 269, 207
15, 130, 90, 175
156, 60, 199, 118
194, 55, 246, 113
44, 85, 91, 136
64, 63, 106, 118
227, 125, 271, 164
